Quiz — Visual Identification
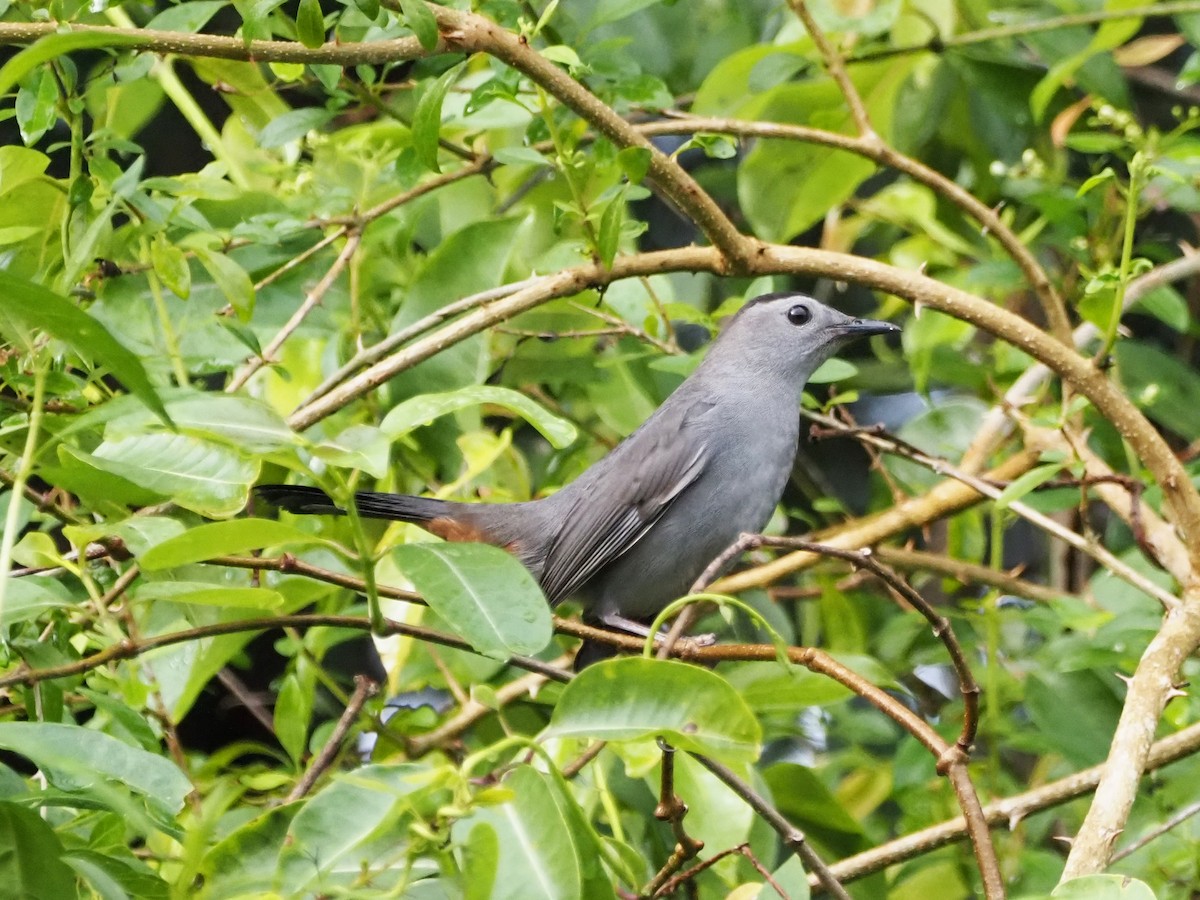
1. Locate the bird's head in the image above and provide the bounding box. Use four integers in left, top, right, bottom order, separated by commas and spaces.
710, 292, 900, 384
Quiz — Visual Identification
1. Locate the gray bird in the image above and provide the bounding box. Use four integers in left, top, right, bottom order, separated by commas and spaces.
259, 293, 898, 647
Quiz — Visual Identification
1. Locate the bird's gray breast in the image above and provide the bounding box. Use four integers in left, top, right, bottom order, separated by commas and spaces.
584, 386, 801, 619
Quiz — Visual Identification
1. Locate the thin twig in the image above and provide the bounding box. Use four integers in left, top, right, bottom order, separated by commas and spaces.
847, 2, 1200, 63
252, 226, 348, 292
640, 114, 1073, 345
227, 232, 361, 391
690, 753, 852, 900
872, 545, 1069, 605
0, 612, 571, 691
815, 719, 1200, 888
960, 248, 1200, 473
714, 450, 1040, 593
760, 537, 981, 752
407, 665, 565, 757
1110, 798, 1200, 862
654, 843, 789, 899
642, 740, 705, 896
299, 274, 545, 408
788, 0, 875, 139
561, 740, 606, 778
804, 410, 1183, 612
0, 466, 80, 524
286, 675, 379, 802
216, 668, 277, 737
427, 6, 756, 269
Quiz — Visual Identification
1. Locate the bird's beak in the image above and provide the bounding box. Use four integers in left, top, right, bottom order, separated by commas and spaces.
834, 317, 901, 340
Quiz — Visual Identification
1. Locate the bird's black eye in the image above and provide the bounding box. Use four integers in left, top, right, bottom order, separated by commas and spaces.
787, 304, 811, 325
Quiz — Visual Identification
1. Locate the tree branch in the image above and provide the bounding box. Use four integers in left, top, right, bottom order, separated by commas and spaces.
816, 719, 1200, 889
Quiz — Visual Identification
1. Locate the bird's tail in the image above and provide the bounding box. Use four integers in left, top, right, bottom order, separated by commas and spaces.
256, 485, 450, 524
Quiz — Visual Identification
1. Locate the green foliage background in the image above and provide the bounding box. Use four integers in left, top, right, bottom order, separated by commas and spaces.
2, 0, 1200, 897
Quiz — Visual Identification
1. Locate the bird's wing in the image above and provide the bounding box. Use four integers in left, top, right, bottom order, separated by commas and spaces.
537, 401, 712, 606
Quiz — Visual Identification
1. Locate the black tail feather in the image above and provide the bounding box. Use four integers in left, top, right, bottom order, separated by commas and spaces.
256, 485, 448, 524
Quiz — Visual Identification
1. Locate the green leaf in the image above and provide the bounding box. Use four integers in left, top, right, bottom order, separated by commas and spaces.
0, 271, 171, 426
1135, 285, 1190, 332
400, 0, 439, 51
0, 226, 42, 246
193, 248, 255, 320
380, 385, 577, 449
62, 849, 170, 900
0, 30, 145, 98
1052, 875, 1157, 900
725, 662, 853, 712
275, 673, 312, 764
74, 432, 257, 517
616, 146, 651, 183
277, 764, 436, 893
352, 0, 380, 19
1076, 166, 1116, 196
0, 801, 77, 900
15, 68, 58, 145
1030, 5, 1142, 121
1117, 340, 1200, 438
754, 855, 811, 900
391, 543, 553, 658
104, 391, 297, 453
1027, 672, 1120, 767
151, 231, 191, 299
547, 658, 762, 762
994, 462, 1064, 510
201, 805, 298, 897
588, 0, 663, 28
139, 518, 327, 570
413, 62, 464, 172
64, 515, 186, 558
295, 0, 326, 48
134, 581, 286, 609
494, 146, 553, 168
808, 357, 858, 384
145, 0, 228, 32
748, 52, 809, 93
686, 132, 738, 160
259, 107, 336, 149
0, 146, 50, 196
1, 577, 72, 626
387, 217, 524, 398
808, 0, 899, 37
737, 59, 912, 241
764, 763, 865, 842
76, 689, 160, 752
0, 723, 192, 817
462, 766, 615, 900
313, 424, 391, 478
597, 190, 624, 268
541, 45, 583, 69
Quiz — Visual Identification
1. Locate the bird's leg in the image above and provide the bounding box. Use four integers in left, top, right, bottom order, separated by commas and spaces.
596, 613, 717, 650
597, 612, 654, 637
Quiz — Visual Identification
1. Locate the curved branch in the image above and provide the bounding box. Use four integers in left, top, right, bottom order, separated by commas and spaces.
0, 21, 425, 64
289, 240, 1200, 570
426, 6, 755, 268
1, 10, 753, 268
287, 248, 718, 429
638, 116, 1072, 343
849, 1, 1200, 64
820, 718, 1200, 889
716, 451, 1041, 592
755, 243, 1200, 564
